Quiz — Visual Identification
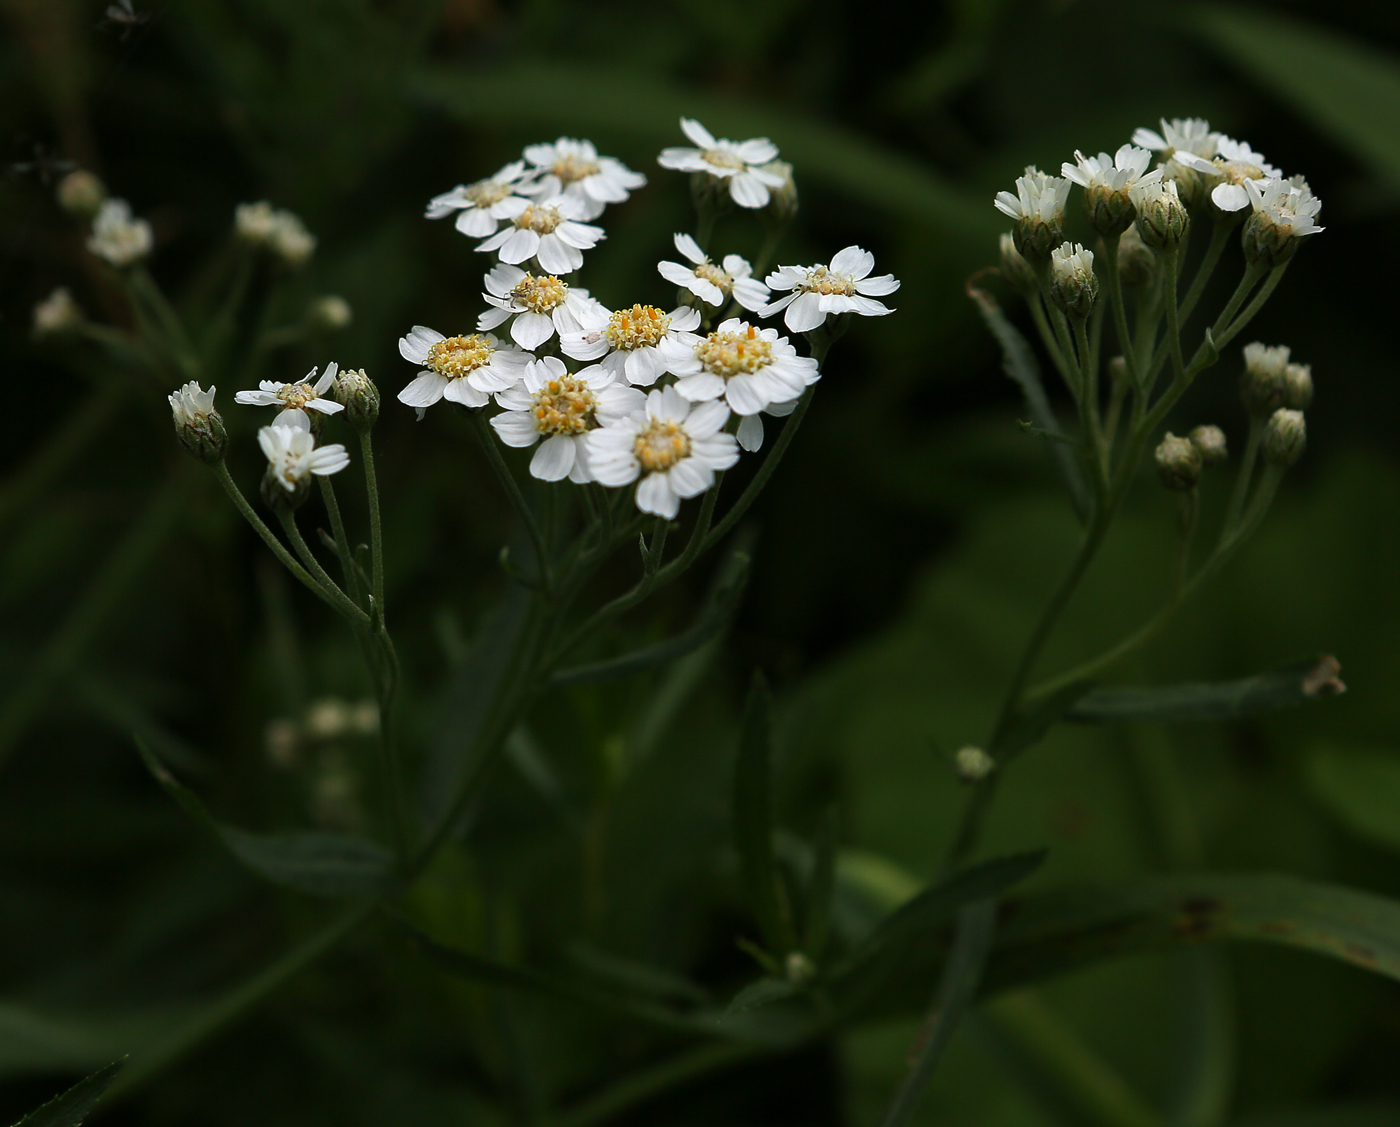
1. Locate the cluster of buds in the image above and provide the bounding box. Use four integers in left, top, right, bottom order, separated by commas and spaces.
235, 200, 317, 265
1154, 425, 1229, 493
1240, 342, 1313, 418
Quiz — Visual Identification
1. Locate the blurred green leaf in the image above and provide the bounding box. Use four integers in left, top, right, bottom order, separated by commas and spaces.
1069, 656, 1346, 723
136, 739, 394, 898
803, 810, 839, 961
1305, 745, 1400, 852
1193, 6, 1400, 183
995, 682, 1096, 763
725, 977, 800, 1015
11, 1057, 125, 1127
734, 672, 797, 956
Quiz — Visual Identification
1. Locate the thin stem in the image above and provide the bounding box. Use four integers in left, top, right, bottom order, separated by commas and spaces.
1173, 489, 1200, 595
1028, 297, 1075, 388
1163, 244, 1186, 385
127, 267, 200, 380
1100, 234, 1138, 388
1178, 217, 1233, 325
275, 507, 370, 626
318, 475, 364, 608
358, 429, 387, 626
1223, 417, 1262, 536
1212, 261, 1290, 353
471, 410, 553, 594
1072, 317, 1108, 498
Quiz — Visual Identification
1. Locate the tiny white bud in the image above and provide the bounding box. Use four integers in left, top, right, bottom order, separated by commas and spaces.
308, 294, 352, 331
168, 381, 228, 464
1283, 362, 1313, 411
1262, 408, 1306, 468
1240, 342, 1292, 418
954, 746, 995, 782
1189, 424, 1228, 465
999, 232, 1037, 296
56, 170, 106, 218
1155, 432, 1202, 491
1048, 242, 1097, 318
1129, 179, 1189, 250
32, 286, 84, 338
1117, 224, 1156, 287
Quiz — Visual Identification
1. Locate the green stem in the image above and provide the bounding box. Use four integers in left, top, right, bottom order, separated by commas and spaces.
214, 463, 329, 601
1164, 244, 1186, 385
1100, 234, 1138, 388
1211, 261, 1290, 354
1072, 317, 1108, 498
358, 429, 387, 626
553, 1041, 757, 1127
275, 507, 370, 626
1223, 418, 1262, 536
471, 410, 553, 594
1173, 488, 1199, 596
1177, 217, 1233, 325
1028, 296, 1075, 389
317, 475, 364, 608
127, 267, 200, 380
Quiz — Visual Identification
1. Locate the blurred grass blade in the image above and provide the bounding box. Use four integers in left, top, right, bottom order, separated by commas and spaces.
725, 977, 799, 1015
1193, 6, 1400, 184
1069, 656, 1345, 722
562, 944, 710, 1005
13, 1057, 125, 1127
968, 282, 1089, 521
1169, 949, 1235, 1127
733, 672, 796, 956
802, 809, 839, 961
136, 739, 394, 898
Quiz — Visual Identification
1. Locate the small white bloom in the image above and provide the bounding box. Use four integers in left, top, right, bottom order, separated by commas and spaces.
426, 161, 539, 237
760, 246, 899, 333
258, 424, 350, 492
657, 118, 786, 209
476, 264, 607, 350
87, 198, 152, 267
1061, 145, 1161, 193
474, 193, 604, 274
657, 233, 770, 311
521, 137, 646, 220
32, 286, 84, 338
1048, 242, 1098, 317
587, 385, 740, 519
490, 356, 645, 483
659, 317, 818, 450
168, 380, 218, 427
1244, 176, 1323, 236
560, 303, 702, 387
993, 166, 1072, 226
1243, 341, 1292, 380
235, 201, 279, 243
396, 326, 530, 418
236, 201, 315, 264
236, 363, 346, 429
1131, 118, 1220, 160
1201, 137, 1283, 212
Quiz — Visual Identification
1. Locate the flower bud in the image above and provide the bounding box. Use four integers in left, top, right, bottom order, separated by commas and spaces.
261, 464, 311, 511
1084, 183, 1135, 237
1107, 355, 1128, 385
56, 170, 106, 218
1117, 225, 1156, 287
1189, 424, 1228, 465
954, 746, 995, 782
168, 381, 228, 464
1283, 362, 1313, 410
1164, 162, 1205, 209
1155, 432, 1202, 492
758, 160, 798, 224
333, 367, 380, 429
32, 286, 84, 339
1262, 408, 1306, 468
1048, 242, 1098, 318
784, 950, 816, 983
999, 232, 1038, 296
1130, 180, 1189, 250
1240, 341, 1291, 418
308, 295, 353, 331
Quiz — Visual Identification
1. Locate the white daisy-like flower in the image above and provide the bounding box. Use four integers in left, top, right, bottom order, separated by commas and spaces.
476, 264, 608, 350
490, 356, 645, 483
32, 286, 84, 338
1131, 118, 1220, 160
87, 198, 152, 267
993, 166, 1072, 226
396, 326, 531, 417
474, 193, 604, 274
258, 424, 350, 492
168, 380, 218, 428
521, 137, 646, 220
658, 234, 770, 311
1242, 176, 1324, 261
587, 385, 740, 519
1062, 145, 1161, 194
236, 363, 346, 429
760, 246, 899, 333
1194, 137, 1284, 212
560, 303, 702, 386
659, 317, 818, 452
234, 201, 315, 264
657, 118, 786, 209
425, 161, 539, 237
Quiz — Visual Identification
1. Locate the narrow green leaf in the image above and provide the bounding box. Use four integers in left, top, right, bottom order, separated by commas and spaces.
725, 977, 799, 1015
1068, 656, 1345, 723
802, 810, 839, 962
1306, 745, 1400, 853
136, 739, 394, 898
994, 681, 1096, 763
12, 1057, 124, 1127
563, 944, 710, 1005
733, 672, 796, 956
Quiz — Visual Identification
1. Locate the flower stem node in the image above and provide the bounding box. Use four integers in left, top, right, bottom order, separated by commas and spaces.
168, 381, 228, 464
56, 170, 106, 218
333, 368, 380, 429
1188, 424, 1228, 465
1262, 409, 1306, 468
954, 745, 996, 782
1117, 225, 1157, 287
1240, 342, 1292, 418
1154, 432, 1202, 492
1129, 180, 1189, 250
1048, 242, 1098, 318
999, 233, 1038, 296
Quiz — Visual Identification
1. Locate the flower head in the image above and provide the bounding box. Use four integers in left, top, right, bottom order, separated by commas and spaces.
87, 198, 152, 267
1131, 118, 1222, 206
236, 201, 315, 265
587, 385, 740, 518
1062, 145, 1161, 235
560, 303, 702, 386
658, 233, 770, 311
258, 424, 350, 507
1240, 341, 1294, 417
32, 286, 84, 338
993, 167, 1071, 260
473, 192, 605, 275
760, 246, 899, 333
521, 137, 646, 220
1128, 178, 1189, 249
1242, 176, 1323, 265
236, 364, 347, 430
1204, 137, 1282, 212
1048, 242, 1098, 318
426, 161, 539, 237
169, 380, 228, 464
477, 264, 607, 350
396, 326, 530, 417
657, 118, 786, 209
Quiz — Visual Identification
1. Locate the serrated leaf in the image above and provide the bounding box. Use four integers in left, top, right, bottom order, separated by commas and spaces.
1069, 656, 1345, 723
136, 739, 394, 898
733, 672, 796, 956
1305, 745, 1400, 853
12, 1058, 124, 1127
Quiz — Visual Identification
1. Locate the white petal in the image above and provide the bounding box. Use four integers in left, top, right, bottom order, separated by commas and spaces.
737, 413, 764, 451
442, 378, 489, 408
497, 227, 539, 264
636, 472, 679, 518
673, 372, 726, 402
784, 291, 827, 333
673, 233, 705, 263
511, 311, 555, 350
734, 138, 778, 164
668, 457, 711, 498
535, 234, 579, 274
624, 346, 665, 386
728, 172, 770, 209
307, 399, 345, 415
830, 246, 874, 279
856, 273, 900, 296
530, 434, 575, 481
658, 260, 698, 289
686, 399, 729, 437
679, 118, 715, 148
397, 373, 447, 408
1212, 182, 1250, 212
455, 208, 499, 237
491, 410, 540, 447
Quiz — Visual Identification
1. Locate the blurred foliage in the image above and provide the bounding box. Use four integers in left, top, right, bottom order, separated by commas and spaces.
2, 0, 1400, 1125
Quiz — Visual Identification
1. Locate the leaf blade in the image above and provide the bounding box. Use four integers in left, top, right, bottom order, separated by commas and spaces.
13, 1057, 124, 1127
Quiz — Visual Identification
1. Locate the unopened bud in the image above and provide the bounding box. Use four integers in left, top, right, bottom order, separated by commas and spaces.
1048, 242, 1097, 318
1107, 355, 1129, 385
999, 232, 1038, 296
1155, 432, 1202, 491
56, 170, 106, 218
168, 381, 228, 464
1283, 362, 1313, 410
309, 295, 352, 331
758, 160, 798, 224
1240, 341, 1291, 418
32, 286, 84, 338
1131, 180, 1189, 250
333, 367, 379, 429
1262, 409, 1306, 468
1084, 183, 1135, 237
1189, 424, 1228, 464
954, 746, 995, 782
784, 950, 815, 983
1117, 225, 1156, 287
1164, 162, 1205, 209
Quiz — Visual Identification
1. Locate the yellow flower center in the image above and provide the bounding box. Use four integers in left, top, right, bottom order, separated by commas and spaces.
531, 376, 596, 436
604, 305, 671, 351
515, 204, 563, 234
276, 383, 318, 410
695, 326, 773, 381
552, 154, 600, 184
693, 262, 732, 294
512, 273, 569, 313
703, 147, 746, 170
467, 179, 511, 207
800, 265, 857, 296
1216, 158, 1266, 186
426, 334, 494, 379
634, 419, 691, 473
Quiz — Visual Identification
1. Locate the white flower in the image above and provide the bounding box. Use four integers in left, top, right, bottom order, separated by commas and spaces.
560, 303, 702, 386
236, 201, 315, 264
235, 201, 279, 242
521, 137, 646, 220
258, 424, 350, 492
760, 246, 899, 333
1201, 137, 1283, 212
396, 326, 530, 417
657, 118, 786, 209
587, 385, 740, 519
993, 166, 1072, 226
1243, 341, 1292, 380
32, 286, 84, 337
1245, 176, 1323, 236
168, 380, 218, 427
236, 363, 346, 429
657, 234, 770, 311
473, 193, 604, 274
476, 264, 607, 350
426, 161, 539, 237
1061, 145, 1161, 193
1131, 118, 1220, 160
659, 317, 818, 451
87, 198, 152, 266
490, 356, 645, 483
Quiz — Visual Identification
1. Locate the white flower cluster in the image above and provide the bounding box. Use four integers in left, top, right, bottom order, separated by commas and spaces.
235, 201, 317, 265
87, 198, 152, 267
400, 124, 901, 520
